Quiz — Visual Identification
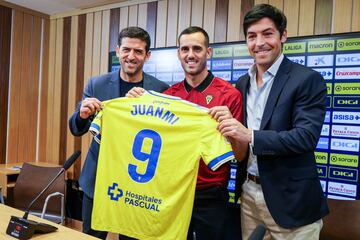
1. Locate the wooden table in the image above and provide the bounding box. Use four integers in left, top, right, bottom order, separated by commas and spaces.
0, 162, 60, 199
0, 204, 98, 239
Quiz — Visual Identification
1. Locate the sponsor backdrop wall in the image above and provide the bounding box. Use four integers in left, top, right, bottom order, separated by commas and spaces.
109, 33, 360, 201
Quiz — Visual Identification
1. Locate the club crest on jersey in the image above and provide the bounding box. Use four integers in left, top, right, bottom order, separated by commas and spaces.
205, 95, 214, 105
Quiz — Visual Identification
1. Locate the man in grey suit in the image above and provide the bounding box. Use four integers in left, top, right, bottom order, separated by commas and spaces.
210, 4, 328, 239
69, 27, 169, 239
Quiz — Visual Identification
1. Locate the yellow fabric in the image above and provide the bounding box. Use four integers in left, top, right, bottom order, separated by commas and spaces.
91, 91, 233, 240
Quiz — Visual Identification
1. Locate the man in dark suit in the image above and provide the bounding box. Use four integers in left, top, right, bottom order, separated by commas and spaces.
69, 27, 169, 239
209, 4, 328, 239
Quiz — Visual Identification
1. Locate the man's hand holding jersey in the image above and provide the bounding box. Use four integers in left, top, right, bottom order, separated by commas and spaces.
80, 97, 102, 119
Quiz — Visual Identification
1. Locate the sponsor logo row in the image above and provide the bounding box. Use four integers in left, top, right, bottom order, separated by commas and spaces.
315, 152, 358, 167
320, 181, 357, 198
324, 96, 360, 108
317, 165, 358, 182
321, 124, 360, 138
322, 111, 360, 124
210, 38, 360, 58
317, 137, 359, 152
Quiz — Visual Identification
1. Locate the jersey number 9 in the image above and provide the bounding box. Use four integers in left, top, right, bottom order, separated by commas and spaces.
129, 129, 162, 183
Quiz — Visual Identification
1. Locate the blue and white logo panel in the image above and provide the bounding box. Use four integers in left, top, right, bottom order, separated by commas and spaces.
313, 68, 333, 80
233, 58, 254, 69
330, 138, 359, 152
307, 55, 334, 67
335, 67, 360, 80
321, 124, 330, 136
317, 137, 329, 150
332, 111, 360, 124
331, 125, 360, 138
287, 56, 305, 65
336, 53, 360, 66
212, 59, 232, 70
213, 71, 232, 81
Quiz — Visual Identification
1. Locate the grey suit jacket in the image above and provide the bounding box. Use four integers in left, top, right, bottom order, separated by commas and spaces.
69, 70, 169, 198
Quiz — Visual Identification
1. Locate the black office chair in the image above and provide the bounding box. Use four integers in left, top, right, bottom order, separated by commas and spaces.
13, 163, 66, 224
320, 198, 360, 240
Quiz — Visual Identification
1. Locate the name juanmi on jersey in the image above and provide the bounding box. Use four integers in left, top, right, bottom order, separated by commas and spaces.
130, 104, 180, 125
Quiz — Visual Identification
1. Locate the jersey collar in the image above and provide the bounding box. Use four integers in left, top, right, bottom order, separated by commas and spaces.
184, 71, 214, 93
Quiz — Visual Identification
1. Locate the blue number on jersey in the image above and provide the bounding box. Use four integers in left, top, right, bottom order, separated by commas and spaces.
129, 129, 162, 183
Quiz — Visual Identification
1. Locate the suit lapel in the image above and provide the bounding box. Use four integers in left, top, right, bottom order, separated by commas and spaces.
239, 76, 251, 127
107, 70, 121, 99
260, 58, 291, 130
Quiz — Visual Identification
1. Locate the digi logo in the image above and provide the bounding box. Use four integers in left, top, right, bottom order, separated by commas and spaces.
329, 167, 358, 182
333, 97, 360, 109
336, 53, 360, 66
330, 138, 359, 152
108, 183, 123, 201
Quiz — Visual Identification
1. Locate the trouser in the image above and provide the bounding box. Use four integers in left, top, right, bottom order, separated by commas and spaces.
187, 186, 234, 240
82, 193, 136, 240
241, 180, 323, 240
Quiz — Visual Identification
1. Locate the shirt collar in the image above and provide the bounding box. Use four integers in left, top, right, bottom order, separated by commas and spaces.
248, 53, 284, 80
184, 71, 214, 92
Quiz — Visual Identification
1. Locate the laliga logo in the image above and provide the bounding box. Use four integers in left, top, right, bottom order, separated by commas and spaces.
108, 182, 123, 201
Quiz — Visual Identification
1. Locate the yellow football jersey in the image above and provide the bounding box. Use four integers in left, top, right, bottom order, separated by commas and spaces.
91, 91, 234, 240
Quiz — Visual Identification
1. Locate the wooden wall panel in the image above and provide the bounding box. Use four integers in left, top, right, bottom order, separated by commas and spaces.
59, 17, 71, 166
0, 5, 12, 164
50, 18, 64, 165
147, 1, 158, 48
128, 5, 138, 27
332, 0, 352, 33
119, 7, 129, 31
38, 18, 50, 163
138, 3, 148, 30
314, 0, 332, 35
239, 0, 254, 40
254, 0, 269, 4
214, 0, 229, 43
178, 0, 191, 37
109, 8, 120, 52
227, 0, 241, 42
156, 0, 166, 47
298, 0, 315, 36
74, 14, 86, 177
191, 0, 204, 27
284, 0, 299, 37
269, 0, 283, 10
81, 13, 94, 166
45, 19, 56, 164
100, 10, 110, 74
166, 0, 179, 46
203, 0, 216, 43
92, 12, 102, 76
66, 16, 78, 168
8, 10, 23, 163
352, 0, 360, 32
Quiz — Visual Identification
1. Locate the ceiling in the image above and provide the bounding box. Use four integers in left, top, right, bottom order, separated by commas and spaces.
4, 0, 129, 15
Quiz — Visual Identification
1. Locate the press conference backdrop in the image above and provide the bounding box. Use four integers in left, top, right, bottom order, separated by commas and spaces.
109, 33, 360, 201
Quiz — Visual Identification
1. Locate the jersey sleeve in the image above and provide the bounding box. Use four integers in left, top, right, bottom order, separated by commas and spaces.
89, 110, 103, 144
200, 115, 234, 171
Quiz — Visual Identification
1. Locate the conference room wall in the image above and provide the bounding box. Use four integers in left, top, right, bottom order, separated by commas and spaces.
1, 0, 360, 180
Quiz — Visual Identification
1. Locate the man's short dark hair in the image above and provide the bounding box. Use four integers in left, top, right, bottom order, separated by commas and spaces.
243, 4, 287, 37
178, 26, 210, 47
118, 27, 151, 52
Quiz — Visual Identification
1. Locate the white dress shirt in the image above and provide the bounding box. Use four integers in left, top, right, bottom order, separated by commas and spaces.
247, 54, 284, 176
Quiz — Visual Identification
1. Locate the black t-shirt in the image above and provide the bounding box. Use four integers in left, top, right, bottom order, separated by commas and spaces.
119, 77, 143, 97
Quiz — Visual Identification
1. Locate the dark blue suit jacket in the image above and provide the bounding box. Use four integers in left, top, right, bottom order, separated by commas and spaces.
69, 70, 169, 198
235, 57, 329, 228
